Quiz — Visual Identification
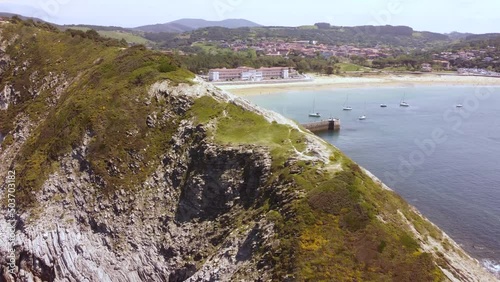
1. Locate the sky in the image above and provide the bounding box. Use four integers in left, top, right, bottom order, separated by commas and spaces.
0, 0, 498, 34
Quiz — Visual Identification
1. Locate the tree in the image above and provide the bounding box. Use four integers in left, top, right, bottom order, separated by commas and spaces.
296, 60, 310, 73
334, 65, 341, 75
326, 66, 334, 75
350, 55, 367, 66
85, 29, 100, 40
247, 49, 257, 60
315, 22, 331, 29
10, 15, 22, 24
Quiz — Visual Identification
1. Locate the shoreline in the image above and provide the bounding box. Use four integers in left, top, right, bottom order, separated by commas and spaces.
216, 73, 500, 96
217, 75, 500, 279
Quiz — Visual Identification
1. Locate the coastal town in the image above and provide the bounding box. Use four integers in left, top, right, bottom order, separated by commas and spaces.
201, 39, 394, 59
219, 39, 393, 59
191, 37, 500, 82
197, 38, 499, 63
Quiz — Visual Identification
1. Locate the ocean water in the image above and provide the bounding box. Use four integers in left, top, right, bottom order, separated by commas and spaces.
246, 85, 500, 276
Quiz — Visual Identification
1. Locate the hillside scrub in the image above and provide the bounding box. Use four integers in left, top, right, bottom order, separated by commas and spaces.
0, 20, 193, 211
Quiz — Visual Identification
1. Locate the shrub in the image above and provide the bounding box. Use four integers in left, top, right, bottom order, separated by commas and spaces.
400, 233, 420, 251
1, 134, 14, 149
158, 59, 177, 73
307, 171, 357, 215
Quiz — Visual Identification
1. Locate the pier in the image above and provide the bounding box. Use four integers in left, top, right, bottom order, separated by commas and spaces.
302, 118, 341, 133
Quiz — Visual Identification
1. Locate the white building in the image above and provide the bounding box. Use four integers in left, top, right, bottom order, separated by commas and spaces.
208, 67, 296, 82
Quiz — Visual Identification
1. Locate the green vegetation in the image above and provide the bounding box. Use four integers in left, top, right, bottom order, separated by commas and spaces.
1, 134, 14, 149
148, 25, 449, 49
191, 42, 234, 54
0, 20, 193, 211
298, 25, 318, 30
51, 21, 500, 73
276, 162, 445, 281
436, 36, 500, 72
335, 62, 370, 72
59, 21, 500, 73
371, 54, 431, 71
63, 25, 152, 45
189, 95, 446, 281
64, 28, 128, 47
0, 23, 121, 133
173, 48, 342, 75
97, 30, 151, 45
189, 96, 307, 162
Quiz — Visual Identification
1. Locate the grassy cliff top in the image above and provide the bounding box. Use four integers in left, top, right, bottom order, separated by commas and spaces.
0, 19, 193, 207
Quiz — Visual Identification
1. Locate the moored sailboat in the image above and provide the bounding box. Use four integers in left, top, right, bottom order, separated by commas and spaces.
309, 98, 321, 117
359, 102, 367, 120
343, 94, 353, 111
400, 93, 410, 107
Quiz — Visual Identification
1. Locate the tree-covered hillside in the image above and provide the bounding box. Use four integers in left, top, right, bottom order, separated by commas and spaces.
147, 25, 451, 49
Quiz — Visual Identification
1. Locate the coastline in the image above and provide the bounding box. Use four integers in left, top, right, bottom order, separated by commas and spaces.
361, 167, 499, 280
217, 73, 500, 96
215, 75, 500, 279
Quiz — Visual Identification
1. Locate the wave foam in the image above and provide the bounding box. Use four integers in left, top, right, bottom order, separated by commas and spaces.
482, 259, 500, 278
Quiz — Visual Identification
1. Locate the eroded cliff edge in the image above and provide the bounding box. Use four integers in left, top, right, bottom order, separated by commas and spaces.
0, 19, 497, 282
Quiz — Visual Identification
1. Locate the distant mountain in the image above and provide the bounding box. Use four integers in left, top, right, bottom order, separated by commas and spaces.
447, 32, 474, 40
172, 18, 262, 29
135, 18, 262, 33
146, 24, 453, 49
133, 22, 192, 33
465, 33, 500, 41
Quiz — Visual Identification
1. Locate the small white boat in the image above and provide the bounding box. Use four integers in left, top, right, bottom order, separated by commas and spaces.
343, 94, 353, 111
359, 102, 367, 120
380, 104, 387, 108
400, 93, 410, 107
456, 104, 463, 108
309, 98, 321, 117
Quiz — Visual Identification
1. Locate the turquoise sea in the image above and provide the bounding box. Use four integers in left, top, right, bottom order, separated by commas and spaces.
246, 85, 500, 276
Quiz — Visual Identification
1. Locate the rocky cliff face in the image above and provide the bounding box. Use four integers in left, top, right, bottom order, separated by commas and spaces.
0, 76, 281, 281
0, 20, 497, 282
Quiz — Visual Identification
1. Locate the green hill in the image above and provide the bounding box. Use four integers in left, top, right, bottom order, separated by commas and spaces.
147, 25, 452, 49
62, 25, 152, 45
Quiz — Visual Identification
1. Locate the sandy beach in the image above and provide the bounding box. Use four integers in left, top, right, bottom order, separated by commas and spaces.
217, 73, 500, 96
